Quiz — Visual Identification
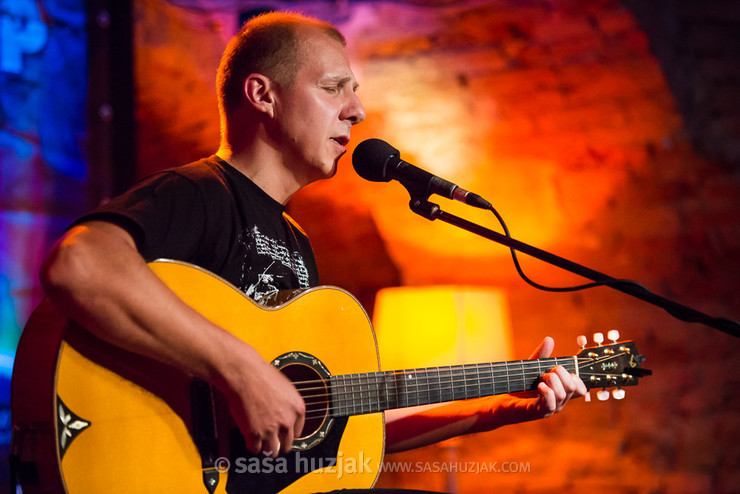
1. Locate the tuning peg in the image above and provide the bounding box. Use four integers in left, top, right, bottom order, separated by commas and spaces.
593, 332, 604, 346
612, 388, 625, 400
576, 335, 587, 349
596, 389, 610, 401
607, 330, 620, 343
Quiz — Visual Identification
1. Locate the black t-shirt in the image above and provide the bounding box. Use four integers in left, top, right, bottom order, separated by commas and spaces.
76, 156, 442, 494
78, 155, 319, 301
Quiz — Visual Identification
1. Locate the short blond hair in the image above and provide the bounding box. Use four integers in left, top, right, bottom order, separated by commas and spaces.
216, 12, 345, 117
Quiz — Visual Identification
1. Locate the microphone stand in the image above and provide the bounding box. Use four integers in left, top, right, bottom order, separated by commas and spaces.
408, 198, 740, 338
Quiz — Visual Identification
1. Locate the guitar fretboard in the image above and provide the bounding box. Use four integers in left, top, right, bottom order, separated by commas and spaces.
329, 357, 576, 417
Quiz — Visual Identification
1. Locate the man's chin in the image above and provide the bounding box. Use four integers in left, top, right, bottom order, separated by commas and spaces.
324, 158, 341, 179
304, 163, 338, 186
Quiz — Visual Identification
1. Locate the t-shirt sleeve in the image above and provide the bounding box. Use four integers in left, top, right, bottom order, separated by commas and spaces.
73, 171, 207, 262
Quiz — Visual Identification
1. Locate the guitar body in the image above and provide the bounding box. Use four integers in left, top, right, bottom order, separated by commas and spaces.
11, 260, 385, 494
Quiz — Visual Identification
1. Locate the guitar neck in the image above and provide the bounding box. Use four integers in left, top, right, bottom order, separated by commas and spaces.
329, 357, 577, 417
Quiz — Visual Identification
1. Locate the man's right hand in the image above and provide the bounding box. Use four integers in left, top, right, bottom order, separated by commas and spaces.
41, 221, 305, 458
217, 344, 306, 457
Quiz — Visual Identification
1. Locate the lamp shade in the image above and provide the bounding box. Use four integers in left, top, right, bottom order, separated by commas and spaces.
372, 286, 514, 372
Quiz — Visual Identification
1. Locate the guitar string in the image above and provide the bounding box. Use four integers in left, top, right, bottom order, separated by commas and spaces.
298, 367, 622, 421
289, 353, 624, 395
295, 353, 626, 408
292, 353, 630, 419
298, 372, 624, 421
298, 375, 548, 415
279, 351, 627, 411
294, 357, 624, 407
297, 365, 615, 410
287, 355, 605, 392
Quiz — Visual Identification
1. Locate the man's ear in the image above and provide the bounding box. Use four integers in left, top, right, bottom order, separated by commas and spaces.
243, 74, 276, 118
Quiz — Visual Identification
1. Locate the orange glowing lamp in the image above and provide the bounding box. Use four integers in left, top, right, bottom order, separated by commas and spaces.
372, 286, 514, 372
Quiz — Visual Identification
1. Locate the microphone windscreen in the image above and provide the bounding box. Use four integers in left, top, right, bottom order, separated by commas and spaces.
352, 138, 399, 182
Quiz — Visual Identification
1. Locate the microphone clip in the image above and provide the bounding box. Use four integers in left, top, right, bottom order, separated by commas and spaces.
408, 198, 441, 221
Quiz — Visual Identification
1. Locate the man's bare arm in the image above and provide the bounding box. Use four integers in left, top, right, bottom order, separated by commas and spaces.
40, 220, 304, 456
384, 337, 587, 453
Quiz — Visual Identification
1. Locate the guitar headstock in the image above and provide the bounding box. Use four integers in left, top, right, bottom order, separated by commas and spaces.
576, 330, 651, 401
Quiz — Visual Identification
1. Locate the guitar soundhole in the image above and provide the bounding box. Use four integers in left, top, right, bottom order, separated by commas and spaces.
280, 363, 329, 440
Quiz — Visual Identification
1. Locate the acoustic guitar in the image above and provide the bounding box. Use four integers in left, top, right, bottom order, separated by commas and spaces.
11, 260, 650, 493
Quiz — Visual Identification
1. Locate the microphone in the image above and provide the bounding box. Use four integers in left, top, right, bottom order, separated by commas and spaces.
352, 139, 491, 210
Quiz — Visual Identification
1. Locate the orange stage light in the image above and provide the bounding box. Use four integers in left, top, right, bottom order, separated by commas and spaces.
372, 285, 513, 373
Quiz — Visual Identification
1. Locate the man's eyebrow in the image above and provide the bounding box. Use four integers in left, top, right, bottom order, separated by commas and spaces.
324, 76, 359, 89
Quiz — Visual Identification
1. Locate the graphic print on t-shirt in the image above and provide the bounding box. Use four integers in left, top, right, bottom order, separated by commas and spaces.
240, 225, 310, 302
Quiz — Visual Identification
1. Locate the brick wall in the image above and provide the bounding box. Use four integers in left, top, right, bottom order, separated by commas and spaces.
133, 0, 740, 492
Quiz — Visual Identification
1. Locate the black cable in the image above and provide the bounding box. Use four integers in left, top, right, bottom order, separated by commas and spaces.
487, 204, 650, 293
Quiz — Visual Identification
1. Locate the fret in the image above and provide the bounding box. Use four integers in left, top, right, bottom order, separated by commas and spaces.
344, 374, 353, 416
342, 375, 349, 417
418, 369, 428, 406
437, 367, 449, 403
333, 375, 344, 417
331, 355, 581, 416
408, 369, 421, 407
555, 357, 564, 370
380, 372, 388, 411
492, 361, 508, 395
329, 376, 337, 418
482, 363, 494, 397
521, 360, 528, 393
419, 368, 431, 406
360, 373, 369, 414
504, 360, 511, 393
506, 360, 523, 394
406, 370, 415, 403
337, 375, 346, 416
332, 376, 347, 416
396, 371, 405, 408
399, 370, 410, 408
526, 360, 540, 391
536, 359, 543, 381
461, 366, 468, 400
357, 373, 370, 413
439, 367, 450, 402
450, 365, 467, 401
466, 364, 480, 399
373, 372, 381, 411
352, 374, 360, 415
381, 371, 393, 410
385, 371, 394, 409
434, 366, 446, 403
370, 372, 381, 413
369, 372, 377, 413
425, 367, 441, 404
475, 363, 488, 398
408, 370, 420, 407
361, 373, 368, 413
379, 371, 386, 412
350, 373, 359, 415
352, 374, 364, 414
386, 372, 401, 408
473, 365, 479, 398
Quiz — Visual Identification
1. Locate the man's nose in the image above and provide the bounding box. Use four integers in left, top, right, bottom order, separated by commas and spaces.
344, 92, 366, 125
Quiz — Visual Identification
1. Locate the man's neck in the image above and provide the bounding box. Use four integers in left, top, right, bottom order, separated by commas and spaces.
217, 139, 308, 206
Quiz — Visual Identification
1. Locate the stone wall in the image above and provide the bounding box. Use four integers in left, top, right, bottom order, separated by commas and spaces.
132, 1, 739, 492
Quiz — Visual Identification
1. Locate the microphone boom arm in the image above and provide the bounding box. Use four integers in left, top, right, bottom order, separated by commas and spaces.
409, 198, 740, 338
